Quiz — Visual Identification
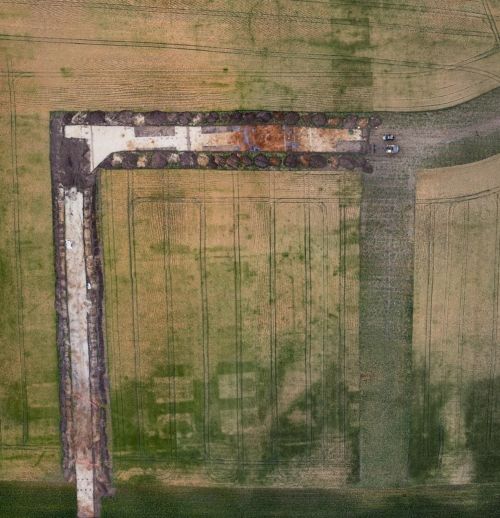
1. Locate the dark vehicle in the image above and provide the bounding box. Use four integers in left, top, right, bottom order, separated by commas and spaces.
383, 134, 395, 141
385, 144, 400, 154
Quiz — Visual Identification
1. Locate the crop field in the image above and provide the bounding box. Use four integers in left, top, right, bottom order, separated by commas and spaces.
0, 79, 61, 481
0, 0, 500, 489
0, 0, 499, 113
412, 154, 500, 484
98, 168, 361, 486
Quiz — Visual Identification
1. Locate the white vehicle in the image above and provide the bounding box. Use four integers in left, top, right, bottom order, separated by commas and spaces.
385, 144, 400, 154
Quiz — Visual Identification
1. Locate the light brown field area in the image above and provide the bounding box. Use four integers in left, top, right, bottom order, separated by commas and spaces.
0, 0, 500, 112
412, 154, 500, 483
98, 168, 361, 486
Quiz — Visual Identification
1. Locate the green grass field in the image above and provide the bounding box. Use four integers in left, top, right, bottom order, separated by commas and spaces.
0, 103, 61, 481
2, 481, 500, 518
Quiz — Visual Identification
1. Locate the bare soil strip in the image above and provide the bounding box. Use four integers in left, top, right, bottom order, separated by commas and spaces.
64, 189, 97, 518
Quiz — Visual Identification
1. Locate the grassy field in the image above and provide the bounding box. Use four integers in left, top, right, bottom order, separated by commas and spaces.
0, 76, 61, 481
412, 154, 500, 484
98, 168, 361, 486
1, 0, 500, 487
2, 481, 500, 518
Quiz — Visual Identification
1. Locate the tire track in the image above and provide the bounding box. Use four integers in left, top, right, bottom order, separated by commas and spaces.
6, 59, 28, 445
161, 173, 177, 458
198, 172, 210, 459
486, 194, 500, 445
231, 170, 245, 468
423, 204, 435, 457
482, 0, 500, 44
127, 173, 144, 453
0, 0, 491, 37
0, 32, 494, 73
